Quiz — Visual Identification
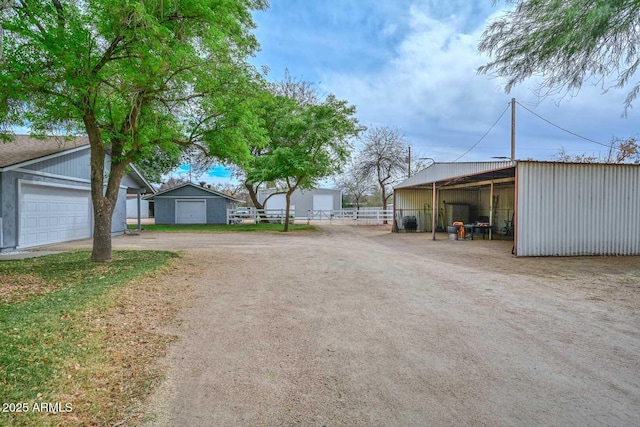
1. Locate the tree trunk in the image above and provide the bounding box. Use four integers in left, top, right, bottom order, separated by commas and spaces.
84, 110, 128, 262
244, 181, 264, 210
91, 196, 114, 262
283, 189, 293, 232
245, 181, 272, 224
380, 180, 388, 224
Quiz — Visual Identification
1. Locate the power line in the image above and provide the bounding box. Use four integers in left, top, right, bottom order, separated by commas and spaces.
453, 103, 510, 162
516, 101, 610, 148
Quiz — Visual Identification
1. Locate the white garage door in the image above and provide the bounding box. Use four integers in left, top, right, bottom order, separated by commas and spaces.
313, 194, 334, 211
264, 194, 294, 216
19, 184, 92, 248
265, 194, 287, 210
176, 200, 206, 224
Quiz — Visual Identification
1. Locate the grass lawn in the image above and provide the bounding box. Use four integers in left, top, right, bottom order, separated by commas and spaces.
0, 250, 179, 426
128, 223, 318, 232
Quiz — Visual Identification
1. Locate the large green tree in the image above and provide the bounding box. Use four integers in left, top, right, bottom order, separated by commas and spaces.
478, 0, 640, 109
248, 79, 363, 231
0, 0, 267, 261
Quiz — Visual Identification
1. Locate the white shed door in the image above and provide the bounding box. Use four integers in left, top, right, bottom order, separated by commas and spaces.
176, 200, 206, 224
19, 184, 92, 248
265, 194, 286, 210
313, 194, 334, 211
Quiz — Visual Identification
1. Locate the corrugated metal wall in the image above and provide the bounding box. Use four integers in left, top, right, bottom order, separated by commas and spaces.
517, 162, 640, 256
395, 189, 433, 231
478, 185, 515, 229
395, 188, 499, 230
395, 189, 432, 211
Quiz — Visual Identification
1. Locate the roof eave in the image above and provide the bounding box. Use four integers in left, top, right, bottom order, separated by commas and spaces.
0, 144, 90, 172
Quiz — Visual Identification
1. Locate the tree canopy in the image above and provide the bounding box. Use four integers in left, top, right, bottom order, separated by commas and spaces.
355, 126, 409, 209
478, 0, 640, 109
246, 74, 363, 231
0, 0, 267, 261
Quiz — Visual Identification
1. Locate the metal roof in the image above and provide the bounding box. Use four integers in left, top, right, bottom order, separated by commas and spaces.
395, 161, 516, 189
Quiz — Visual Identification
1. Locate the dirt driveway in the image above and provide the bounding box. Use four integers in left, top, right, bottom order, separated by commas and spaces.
51, 226, 640, 426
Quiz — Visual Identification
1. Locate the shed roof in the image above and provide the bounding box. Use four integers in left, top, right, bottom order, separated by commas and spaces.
152, 182, 242, 202
0, 135, 90, 169
395, 161, 516, 189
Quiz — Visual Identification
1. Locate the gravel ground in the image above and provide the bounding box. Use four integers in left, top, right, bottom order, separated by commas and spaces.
48, 226, 640, 426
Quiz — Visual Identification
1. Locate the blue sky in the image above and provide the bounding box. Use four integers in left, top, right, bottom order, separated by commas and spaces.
250, 0, 640, 163
176, 0, 640, 184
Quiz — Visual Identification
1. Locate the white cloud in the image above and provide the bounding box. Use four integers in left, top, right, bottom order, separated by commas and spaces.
320, 3, 640, 162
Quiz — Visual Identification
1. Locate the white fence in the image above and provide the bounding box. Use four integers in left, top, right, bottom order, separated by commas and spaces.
227, 208, 394, 225
227, 208, 295, 224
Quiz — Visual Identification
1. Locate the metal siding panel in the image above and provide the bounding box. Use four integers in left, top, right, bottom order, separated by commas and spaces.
518, 162, 640, 256
394, 189, 434, 231
395, 186, 516, 228
291, 191, 313, 214
395, 189, 432, 210
478, 185, 515, 228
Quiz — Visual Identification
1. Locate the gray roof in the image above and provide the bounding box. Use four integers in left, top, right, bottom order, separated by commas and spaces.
395, 161, 516, 189
0, 135, 89, 168
152, 182, 242, 202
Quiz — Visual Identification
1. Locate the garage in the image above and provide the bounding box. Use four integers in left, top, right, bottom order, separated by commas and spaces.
257, 188, 341, 219
152, 183, 240, 225
0, 135, 154, 252
313, 194, 334, 212
19, 183, 92, 248
176, 200, 206, 224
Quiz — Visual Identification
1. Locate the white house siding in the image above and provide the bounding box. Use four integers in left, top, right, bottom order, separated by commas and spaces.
516, 162, 640, 256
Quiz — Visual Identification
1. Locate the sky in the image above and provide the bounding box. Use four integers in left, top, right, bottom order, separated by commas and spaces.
178, 0, 640, 184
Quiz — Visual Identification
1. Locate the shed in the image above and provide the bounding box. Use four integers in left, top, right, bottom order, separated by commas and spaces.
394, 161, 640, 257
258, 188, 342, 218
0, 135, 154, 251
152, 183, 241, 225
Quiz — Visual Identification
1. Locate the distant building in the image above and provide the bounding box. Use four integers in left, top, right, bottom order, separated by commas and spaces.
258, 188, 342, 218
152, 182, 241, 225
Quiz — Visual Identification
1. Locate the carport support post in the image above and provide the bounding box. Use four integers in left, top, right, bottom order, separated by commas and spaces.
432, 182, 436, 240
137, 193, 142, 231
489, 181, 494, 240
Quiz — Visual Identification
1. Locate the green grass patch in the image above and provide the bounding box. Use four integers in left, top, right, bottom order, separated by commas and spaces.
128, 223, 318, 232
0, 250, 174, 426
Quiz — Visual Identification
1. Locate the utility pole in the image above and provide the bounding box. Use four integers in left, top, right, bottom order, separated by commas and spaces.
511, 97, 516, 161
408, 146, 411, 178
